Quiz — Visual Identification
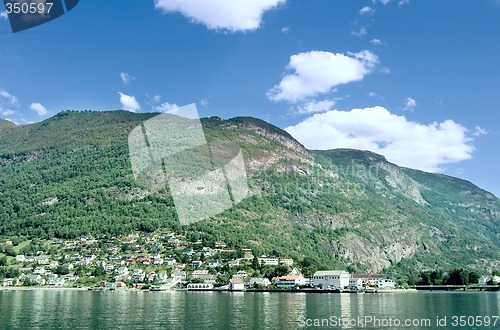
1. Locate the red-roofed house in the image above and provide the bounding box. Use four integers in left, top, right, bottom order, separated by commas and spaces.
276, 275, 307, 288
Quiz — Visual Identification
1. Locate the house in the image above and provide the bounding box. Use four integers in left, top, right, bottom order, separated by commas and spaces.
104, 264, 115, 272
351, 274, 387, 287
157, 272, 169, 284
153, 258, 164, 265
165, 258, 177, 266
192, 274, 217, 284
208, 260, 220, 268
132, 269, 145, 282
33, 267, 47, 275
233, 270, 248, 278
2, 278, 19, 287
312, 270, 350, 289
349, 277, 364, 289
227, 259, 240, 268
377, 279, 395, 289
279, 258, 294, 266
241, 248, 254, 260
172, 270, 187, 281
244, 277, 271, 289
258, 256, 279, 266
147, 271, 157, 282
276, 275, 307, 288
15, 255, 26, 263
192, 270, 209, 276
117, 267, 129, 277
191, 260, 203, 268
47, 274, 65, 286
61, 263, 74, 273
27, 275, 45, 286
187, 283, 214, 290
229, 278, 245, 291
36, 256, 50, 265
479, 276, 500, 285
64, 275, 79, 282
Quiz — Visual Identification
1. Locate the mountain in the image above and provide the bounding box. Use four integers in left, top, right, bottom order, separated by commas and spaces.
0, 110, 498, 277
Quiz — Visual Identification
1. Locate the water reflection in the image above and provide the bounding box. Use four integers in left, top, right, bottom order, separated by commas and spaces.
0, 290, 499, 330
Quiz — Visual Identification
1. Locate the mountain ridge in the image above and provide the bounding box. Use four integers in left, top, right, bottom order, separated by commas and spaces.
0, 110, 498, 277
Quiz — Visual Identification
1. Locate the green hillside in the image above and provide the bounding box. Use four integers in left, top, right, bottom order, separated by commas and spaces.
0, 110, 498, 278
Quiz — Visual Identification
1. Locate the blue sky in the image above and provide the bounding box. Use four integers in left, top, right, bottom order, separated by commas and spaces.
0, 0, 499, 196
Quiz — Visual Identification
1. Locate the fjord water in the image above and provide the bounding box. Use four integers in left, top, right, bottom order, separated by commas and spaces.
0, 290, 499, 329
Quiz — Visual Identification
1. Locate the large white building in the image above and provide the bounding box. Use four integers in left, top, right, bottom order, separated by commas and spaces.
312, 270, 350, 289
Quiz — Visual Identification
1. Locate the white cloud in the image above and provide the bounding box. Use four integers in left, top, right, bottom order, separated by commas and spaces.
0, 109, 16, 116
359, 6, 375, 15
370, 38, 386, 46
200, 98, 210, 107
30, 103, 48, 116
351, 26, 367, 37
473, 126, 488, 136
281, 26, 290, 33
267, 50, 379, 103
0, 11, 7, 20
398, 0, 410, 6
403, 97, 416, 111
118, 92, 141, 112
120, 72, 135, 85
372, 0, 391, 5
154, 0, 286, 32
150, 94, 162, 103
296, 99, 336, 114
155, 102, 179, 113
285, 106, 473, 172
0, 89, 19, 106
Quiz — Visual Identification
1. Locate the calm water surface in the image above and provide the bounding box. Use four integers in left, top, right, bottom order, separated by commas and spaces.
0, 290, 499, 329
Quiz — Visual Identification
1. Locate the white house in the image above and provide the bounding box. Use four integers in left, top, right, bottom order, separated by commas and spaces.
258, 256, 279, 266
15, 255, 26, 263
276, 275, 307, 288
479, 276, 500, 285
33, 267, 47, 275
165, 258, 177, 266
349, 277, 364, 289
244, 277, 271, 289
229, 278, 245, 291
377, 279, 395, 289
312, 270, 350, 289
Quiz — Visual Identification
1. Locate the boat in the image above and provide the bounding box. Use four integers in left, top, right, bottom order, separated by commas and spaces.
364, 287, 378, 293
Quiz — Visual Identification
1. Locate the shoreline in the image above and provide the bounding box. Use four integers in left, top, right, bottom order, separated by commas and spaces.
2, 287, 497, 293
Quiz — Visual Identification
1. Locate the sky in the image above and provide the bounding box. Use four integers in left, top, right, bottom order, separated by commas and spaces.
0, 0, 499, 197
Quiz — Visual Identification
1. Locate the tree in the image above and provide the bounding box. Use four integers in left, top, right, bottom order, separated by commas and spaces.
468, 271, 480, 285
430, 270, 444, 285
252, 255, 260, 270
302, 265, 317, 278
0, 256, 7, 267
446, 269, 469, 285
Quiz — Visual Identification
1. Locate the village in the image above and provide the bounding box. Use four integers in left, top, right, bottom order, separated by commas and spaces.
0, 232, 405, 292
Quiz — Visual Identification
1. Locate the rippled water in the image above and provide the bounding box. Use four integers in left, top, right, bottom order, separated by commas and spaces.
0, 290, 499, 329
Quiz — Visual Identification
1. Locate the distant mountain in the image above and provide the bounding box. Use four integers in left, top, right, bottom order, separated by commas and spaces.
0, 119, 15, 130
0, 110, 498, 277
